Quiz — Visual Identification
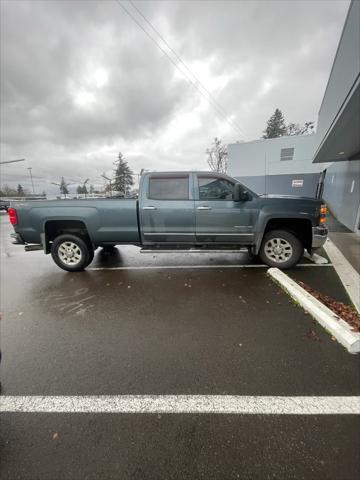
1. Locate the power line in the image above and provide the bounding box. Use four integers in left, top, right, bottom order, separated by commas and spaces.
0, 158, 26, 165
114, 0, 245, 138
128, 0, 246, 138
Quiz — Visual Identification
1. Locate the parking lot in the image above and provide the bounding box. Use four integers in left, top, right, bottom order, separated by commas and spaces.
0, 213, 359, 479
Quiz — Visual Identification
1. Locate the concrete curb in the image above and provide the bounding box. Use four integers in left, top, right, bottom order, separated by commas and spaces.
268, 267, 360, 354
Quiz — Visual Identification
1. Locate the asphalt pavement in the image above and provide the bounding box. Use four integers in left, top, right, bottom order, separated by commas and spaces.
0, 213, 359, 480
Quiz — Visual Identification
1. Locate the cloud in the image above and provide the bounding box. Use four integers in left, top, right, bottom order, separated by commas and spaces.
0, 0, 349, 193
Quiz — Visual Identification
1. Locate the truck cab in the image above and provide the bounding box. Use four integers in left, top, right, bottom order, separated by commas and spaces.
139, 172, 257, 246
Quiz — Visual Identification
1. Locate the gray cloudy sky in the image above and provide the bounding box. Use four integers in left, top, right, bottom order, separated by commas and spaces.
0, 0, 350, 193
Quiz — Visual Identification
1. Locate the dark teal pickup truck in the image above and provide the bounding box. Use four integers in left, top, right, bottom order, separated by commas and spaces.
8, 171, 328, 271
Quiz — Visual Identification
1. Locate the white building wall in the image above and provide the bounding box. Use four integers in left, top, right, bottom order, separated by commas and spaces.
323, 160, 360, 232
228, 135, 328, 196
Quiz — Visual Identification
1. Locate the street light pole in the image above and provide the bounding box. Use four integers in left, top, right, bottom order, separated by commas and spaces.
27, 167, 35, 195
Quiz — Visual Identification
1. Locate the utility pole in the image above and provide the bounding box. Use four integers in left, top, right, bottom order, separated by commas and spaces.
101, 174, 112, 197
28, 167, 35, 195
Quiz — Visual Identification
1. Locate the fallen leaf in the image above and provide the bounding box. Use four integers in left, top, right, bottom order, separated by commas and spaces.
306, 329, 321, 342
298, 281, 360, 332
52, 432, 59, 440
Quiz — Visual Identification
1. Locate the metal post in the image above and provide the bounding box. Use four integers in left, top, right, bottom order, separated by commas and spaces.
28, 167, 35, 195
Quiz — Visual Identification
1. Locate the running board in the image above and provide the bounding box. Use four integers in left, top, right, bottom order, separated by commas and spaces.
25, 244, 43, 251
140, 248, 249, 254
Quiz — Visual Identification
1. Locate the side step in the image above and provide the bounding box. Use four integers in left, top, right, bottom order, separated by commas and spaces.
25, 244, 43, 252
140, 248, 249, 254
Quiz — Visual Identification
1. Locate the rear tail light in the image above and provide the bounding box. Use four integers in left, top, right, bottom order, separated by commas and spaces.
8, 207, 18, 225
319, 204, 327, 224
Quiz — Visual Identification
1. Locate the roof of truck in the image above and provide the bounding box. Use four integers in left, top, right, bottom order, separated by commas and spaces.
144, 171, 229, 175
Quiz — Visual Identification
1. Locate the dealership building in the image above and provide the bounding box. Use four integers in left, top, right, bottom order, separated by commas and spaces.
228, 0, 359, 232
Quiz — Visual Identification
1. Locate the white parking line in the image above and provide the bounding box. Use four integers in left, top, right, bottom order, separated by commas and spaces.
88, 264, 333, 271
1, 395, 359, 414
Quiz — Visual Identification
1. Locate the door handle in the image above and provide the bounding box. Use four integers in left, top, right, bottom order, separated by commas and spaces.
143, 206, 157, 210
197, 206, 212, 210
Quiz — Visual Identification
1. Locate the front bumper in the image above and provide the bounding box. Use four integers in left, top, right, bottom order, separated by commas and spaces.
312, 226, 328, 250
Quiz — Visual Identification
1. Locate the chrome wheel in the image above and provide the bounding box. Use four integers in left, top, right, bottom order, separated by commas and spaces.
57, 241, 82, 266
264, 237, 293, 264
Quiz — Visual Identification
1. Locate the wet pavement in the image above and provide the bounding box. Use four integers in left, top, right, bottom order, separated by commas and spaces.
0, 213, 359, 479
329, 232, 360, 274
326, 210, 360, 274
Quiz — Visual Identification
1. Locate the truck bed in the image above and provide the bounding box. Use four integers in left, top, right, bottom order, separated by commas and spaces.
12, 198, 140, 246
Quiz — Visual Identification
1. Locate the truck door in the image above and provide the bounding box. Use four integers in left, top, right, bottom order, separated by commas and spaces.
140, 173, 196, 243
194, 174, 255, 243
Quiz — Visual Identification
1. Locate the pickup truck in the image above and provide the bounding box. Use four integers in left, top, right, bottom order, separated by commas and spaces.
8, 171, 328, 271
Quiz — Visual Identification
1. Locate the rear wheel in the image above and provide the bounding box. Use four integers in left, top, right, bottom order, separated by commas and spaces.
51, 234, 93, 272
259, 229, 303, 269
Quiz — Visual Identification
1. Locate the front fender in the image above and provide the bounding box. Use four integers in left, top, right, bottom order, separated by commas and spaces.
254, 211, 314, 254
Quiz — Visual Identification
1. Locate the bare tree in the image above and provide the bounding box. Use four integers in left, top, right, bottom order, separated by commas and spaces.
287, 121, 315, 136
206, 137, 228, 173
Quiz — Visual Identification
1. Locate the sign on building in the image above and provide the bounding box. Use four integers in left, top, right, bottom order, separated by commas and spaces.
292, 179, 304, 188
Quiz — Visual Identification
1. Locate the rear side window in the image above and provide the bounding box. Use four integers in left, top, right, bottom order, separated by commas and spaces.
148, 176, 189, 200
198, 176, 234, 200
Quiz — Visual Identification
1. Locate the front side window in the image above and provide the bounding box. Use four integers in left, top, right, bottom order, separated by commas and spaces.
149, 176, 189, 200
198, 177, 234, 200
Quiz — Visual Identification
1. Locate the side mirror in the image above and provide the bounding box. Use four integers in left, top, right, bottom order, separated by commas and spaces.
234, 183, 249, 202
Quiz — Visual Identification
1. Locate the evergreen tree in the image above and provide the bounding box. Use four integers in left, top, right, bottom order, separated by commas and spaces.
263, 108, 287, 138
89, 184, 95, 194
113, 152, 134, 195
60, 177, 69, 196
76, 185, 88, 195
17, 184, 25, 196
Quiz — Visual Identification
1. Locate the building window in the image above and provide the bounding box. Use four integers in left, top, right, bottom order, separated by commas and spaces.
280, 148, 295, 161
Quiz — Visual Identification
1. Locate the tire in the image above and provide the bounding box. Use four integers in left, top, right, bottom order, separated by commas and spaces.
259, 229, 303, 269
51, 234, 93, 272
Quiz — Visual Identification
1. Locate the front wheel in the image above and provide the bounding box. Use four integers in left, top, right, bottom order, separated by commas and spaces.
259, 229, 303, 269
51, 234, 93, 272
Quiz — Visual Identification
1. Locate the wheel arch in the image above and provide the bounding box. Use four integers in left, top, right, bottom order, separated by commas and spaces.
44, 219, 93, 254
255, 217, 313, 254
